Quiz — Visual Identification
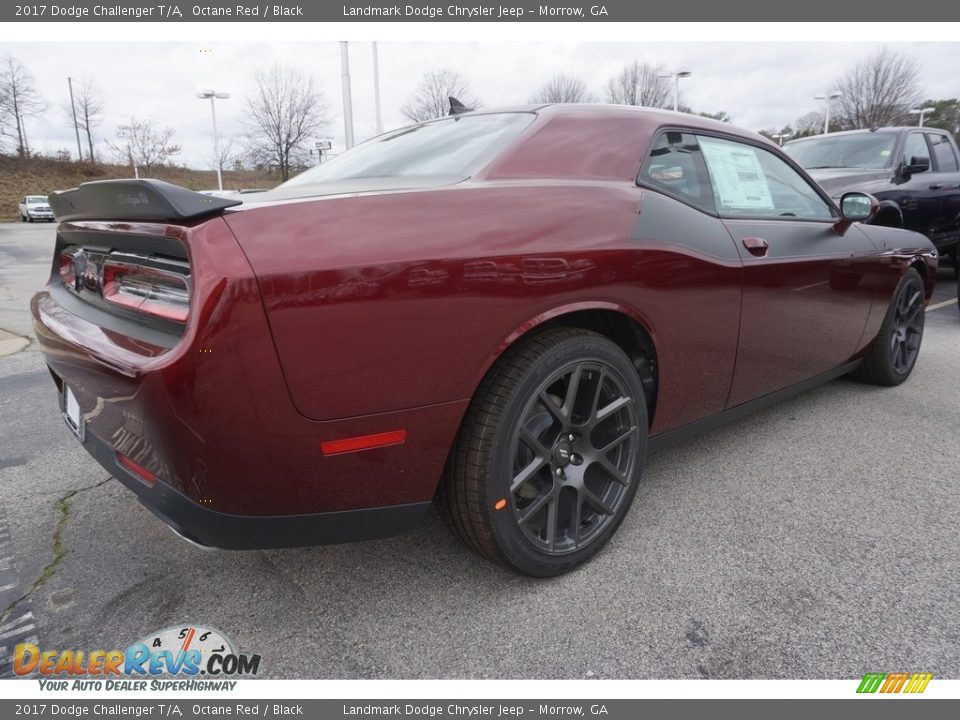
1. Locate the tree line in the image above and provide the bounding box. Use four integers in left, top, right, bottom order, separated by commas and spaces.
2, 46, 958, 185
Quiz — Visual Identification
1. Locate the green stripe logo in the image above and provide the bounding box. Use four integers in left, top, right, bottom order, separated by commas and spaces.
857, 673, 886, 693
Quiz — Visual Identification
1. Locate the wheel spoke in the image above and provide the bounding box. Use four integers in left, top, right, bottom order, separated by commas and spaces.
589, 368, 606, 417
596, 455, 629, 485
517, 490, 552, 525
544, 497, 559, 551
538, 390, 566, 425
518, 427, 550, 458
582, 487, 614, 515
511, 456, 547, 493
596, 395, 631, 423
599, 425, 637, 454
561, 366, 583, 419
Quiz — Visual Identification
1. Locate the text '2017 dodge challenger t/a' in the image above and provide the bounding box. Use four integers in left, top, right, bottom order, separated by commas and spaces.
32, 104, 938, 576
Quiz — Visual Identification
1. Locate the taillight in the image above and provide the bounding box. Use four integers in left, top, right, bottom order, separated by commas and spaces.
58, 248, 191, 324
59, 254, 76, 288
102, 259, 190, 323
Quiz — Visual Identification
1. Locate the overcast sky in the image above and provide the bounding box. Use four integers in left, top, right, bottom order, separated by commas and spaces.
5, 41, 958, 170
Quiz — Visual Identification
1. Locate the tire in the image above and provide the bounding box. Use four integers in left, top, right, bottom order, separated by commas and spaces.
953, 241, 960, 280
853, 268, 925, 386
26, 214, 32, 223
442, 328, 648, 576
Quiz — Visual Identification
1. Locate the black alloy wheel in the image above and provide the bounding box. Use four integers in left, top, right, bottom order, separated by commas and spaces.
854, 268, 925, 386
442, 328, 649, 576
509, 361, 641, 555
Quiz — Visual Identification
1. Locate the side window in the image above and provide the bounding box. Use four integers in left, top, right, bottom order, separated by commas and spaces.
928, 133, 959, 172
640, 131, 716, 213
697, 135, 834, 220
902, 133, 930, 168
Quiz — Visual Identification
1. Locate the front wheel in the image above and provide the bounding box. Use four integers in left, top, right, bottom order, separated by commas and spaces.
442, 328, 648, 576
853, 268, 925, 386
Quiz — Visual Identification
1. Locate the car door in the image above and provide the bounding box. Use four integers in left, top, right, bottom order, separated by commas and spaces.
894, 132, 944, 241
694, 134, 875, 407
925, 131, 960, 252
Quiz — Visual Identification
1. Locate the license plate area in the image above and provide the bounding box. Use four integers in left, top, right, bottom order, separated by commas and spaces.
61, 384, 85, 441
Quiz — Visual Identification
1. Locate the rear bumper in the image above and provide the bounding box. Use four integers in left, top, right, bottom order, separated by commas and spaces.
81, 423, 430, 549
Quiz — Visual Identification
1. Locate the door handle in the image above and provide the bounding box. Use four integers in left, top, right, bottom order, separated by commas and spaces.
742, 236, 769, 257
929, 184, 943, 190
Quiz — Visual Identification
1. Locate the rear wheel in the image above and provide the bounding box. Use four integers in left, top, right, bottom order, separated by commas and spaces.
853, 268, 925, 386
442, 328, 648, 576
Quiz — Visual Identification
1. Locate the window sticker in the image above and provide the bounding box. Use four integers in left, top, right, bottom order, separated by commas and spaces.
699, 137, 774, 212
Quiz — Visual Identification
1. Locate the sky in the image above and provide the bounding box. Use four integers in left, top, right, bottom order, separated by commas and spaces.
4, 40, 959, 171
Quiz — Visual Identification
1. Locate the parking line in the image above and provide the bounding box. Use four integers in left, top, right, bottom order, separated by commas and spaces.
927, 298, 958, 312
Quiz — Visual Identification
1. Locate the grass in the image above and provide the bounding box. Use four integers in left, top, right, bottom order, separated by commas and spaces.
0, 155, 281, 222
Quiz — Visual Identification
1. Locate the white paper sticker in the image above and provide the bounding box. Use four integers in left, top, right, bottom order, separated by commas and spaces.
699, 137, 774, 212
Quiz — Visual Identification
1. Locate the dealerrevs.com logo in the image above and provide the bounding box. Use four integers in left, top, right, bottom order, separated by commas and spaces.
14, 625, 260, 691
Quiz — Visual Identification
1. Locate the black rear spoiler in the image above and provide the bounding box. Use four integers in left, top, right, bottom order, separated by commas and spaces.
48, 179, 242, 223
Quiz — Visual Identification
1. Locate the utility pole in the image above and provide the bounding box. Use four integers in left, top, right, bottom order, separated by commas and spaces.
372, 42, 383, 134
340, 41, 355, 150
67, 77, 83, 162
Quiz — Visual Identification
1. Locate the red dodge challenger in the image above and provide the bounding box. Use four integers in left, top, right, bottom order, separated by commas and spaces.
33, 104, 938, 576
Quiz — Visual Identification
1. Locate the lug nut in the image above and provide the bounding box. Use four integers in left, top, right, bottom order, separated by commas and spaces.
567, 434, 575, 442
555, 467, 563, 476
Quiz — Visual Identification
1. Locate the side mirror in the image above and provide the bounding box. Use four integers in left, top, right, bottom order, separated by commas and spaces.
900, 156, 931, 177
840, 192, 877, 222
835, 192, 878, 235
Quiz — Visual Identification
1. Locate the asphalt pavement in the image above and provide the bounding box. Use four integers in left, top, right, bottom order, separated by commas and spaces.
1, 222, 959, 679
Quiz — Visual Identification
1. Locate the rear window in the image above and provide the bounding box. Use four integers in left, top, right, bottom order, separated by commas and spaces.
929, 133, 959, 172
281, 113, 534, 188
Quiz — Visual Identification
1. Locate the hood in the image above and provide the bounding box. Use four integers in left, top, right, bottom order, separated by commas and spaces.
805, 168, 892, 196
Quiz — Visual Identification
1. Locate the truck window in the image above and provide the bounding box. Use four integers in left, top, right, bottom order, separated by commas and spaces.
928, 133, 959, 172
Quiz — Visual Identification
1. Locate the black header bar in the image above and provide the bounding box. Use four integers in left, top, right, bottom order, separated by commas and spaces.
4, 0, 957, 22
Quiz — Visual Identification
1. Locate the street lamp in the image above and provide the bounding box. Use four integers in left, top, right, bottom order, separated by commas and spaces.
658, 69, 692, 112
814, 91, 842, 134
909, 107, 936, 127
196, 88, 230, 192
772, 131, 794, 146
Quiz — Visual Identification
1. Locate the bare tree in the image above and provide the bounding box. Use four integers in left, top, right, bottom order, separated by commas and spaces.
63, 78, 106, 163
793, 110, 824, 138
0, 54, 46, 158
244, 64, 329, 181
207, 135, 236, 177
834, 48, 922, 129
401, 69, 481, 123
107, 117, 181, 174
604, 61, 671, 108
529, 73, 591, 104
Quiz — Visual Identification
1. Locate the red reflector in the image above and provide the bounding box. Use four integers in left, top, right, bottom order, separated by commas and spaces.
117, 453, 157, 485
320, 430, 407, 456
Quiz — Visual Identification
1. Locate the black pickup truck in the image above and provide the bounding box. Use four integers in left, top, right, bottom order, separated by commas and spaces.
785, 127, 960, 276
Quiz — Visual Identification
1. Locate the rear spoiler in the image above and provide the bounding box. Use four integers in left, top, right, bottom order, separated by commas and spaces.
48, 179, 242, 223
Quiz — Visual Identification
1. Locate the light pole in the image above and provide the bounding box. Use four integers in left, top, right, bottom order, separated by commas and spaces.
196, 88, 230, 192
814, 91, 842, 134
372, 42, 383, 135
340, 41, 355, 150
658, 70, 692, 112
772, 131, 794, 146
909, 107, 936, 127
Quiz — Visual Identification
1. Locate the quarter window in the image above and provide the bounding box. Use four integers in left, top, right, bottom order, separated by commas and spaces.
928, 133, 959, 172
697, 136, 834, 220
640, 131, 716, 213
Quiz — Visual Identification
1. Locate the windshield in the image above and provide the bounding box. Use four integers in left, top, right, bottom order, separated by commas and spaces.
281, 113, 534, 188
783, 133, 898, 170
26, 196, 47, 203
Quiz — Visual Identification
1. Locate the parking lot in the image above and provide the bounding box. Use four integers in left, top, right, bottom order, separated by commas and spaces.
1, 220, 959, 680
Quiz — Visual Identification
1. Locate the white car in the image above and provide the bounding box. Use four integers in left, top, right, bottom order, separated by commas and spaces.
19, 195, 54, 222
